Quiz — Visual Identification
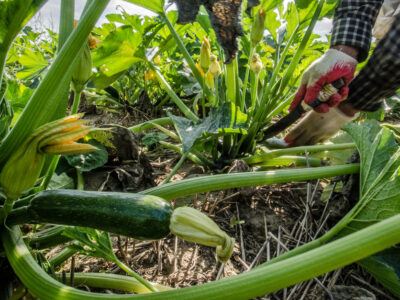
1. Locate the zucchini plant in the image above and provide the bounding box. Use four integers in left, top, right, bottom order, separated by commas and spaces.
1, 1, 400, 299
127, 0, 345, 175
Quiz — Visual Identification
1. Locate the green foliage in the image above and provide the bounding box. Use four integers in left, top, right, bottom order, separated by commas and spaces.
123, 0, 165, 14
141, 132, 168, 148
169, 103, 248, 153
331, 121, 400, 296
47, 173, 74, 190
64, 139, 108, 172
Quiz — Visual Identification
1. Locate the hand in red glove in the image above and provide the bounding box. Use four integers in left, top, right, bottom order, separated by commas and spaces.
289, 48, 358, 113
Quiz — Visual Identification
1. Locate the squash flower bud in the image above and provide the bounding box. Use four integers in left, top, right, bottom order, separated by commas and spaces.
170, 207, 235, 262
250, 53, 263, 74
0, 114, 96, 200
209, 55, 221, 78
71, 20, 93, 93
251, 8, 266, 46
71, 42, 92, 94
200, 37, 211, 73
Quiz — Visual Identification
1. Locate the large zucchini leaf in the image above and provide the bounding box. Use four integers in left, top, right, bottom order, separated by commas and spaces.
169, 103, 248, 153
123, 0, 165, 14
334, 121, 400, 297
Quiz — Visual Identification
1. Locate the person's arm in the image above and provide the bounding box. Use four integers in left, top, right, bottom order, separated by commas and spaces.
331, 0, 384, 62
284, 1, 385, 147
344, 14, 400, 112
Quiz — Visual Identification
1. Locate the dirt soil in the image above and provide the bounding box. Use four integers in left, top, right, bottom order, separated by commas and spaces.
20, 103, 397, 300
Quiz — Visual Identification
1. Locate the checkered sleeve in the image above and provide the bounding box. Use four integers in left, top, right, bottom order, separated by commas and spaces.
331, 0, 383, 62
345, 14, 400, 111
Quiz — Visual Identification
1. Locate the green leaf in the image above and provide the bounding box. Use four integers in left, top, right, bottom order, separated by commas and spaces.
63, 227, 115, 261
123, 0, 164, 14
265, 10, 280, 43
359, 249, 400, 298
0, 79, 12, 140
64, 139, 108, 172
261, 0, 283, 11
0, 0, 47, 48
47, 172, 74, 190
330, 121, 400, 296
169, 103, 248, 153
5, 80, 34, 116
284, 2, 298, 40
16, 48, 49, 81
142, 132, 168, 148
92, 26, 143, 76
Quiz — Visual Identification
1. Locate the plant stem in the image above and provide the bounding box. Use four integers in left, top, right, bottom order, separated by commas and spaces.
161, 13, 211, 99
49, 245, 77, 267
163, 152, 190, 184
202, 77, 206, 117
159, 141, 204, 165
40, 155, 61, 190
254, 156, 321, 167
76, 168, 84, 190
114, 259, 157, 293
225, 60, 236, 103
148, 60, 198, 123
241, 47, 255, 111
243, 143, 356, 164
130, 117, 172, 133
278, 0, 325, 95
71, 90, 82, 115
57, 273, 171, 293
141, 164, 359, 200
4, 213, 400, 299
250, 72, 259, 118
58, 0, 75, 51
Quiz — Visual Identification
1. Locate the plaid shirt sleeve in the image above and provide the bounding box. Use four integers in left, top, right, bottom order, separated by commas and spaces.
331, 0, 383, 62
345, 14, 400, 111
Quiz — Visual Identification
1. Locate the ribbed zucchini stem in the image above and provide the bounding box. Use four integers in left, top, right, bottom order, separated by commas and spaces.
4, 214, 400, 299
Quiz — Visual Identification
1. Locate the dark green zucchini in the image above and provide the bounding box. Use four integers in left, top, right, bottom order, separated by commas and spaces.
8, 189, 173, 240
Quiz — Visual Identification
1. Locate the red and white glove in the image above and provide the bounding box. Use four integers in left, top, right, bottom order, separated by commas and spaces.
289, 49, 358, 113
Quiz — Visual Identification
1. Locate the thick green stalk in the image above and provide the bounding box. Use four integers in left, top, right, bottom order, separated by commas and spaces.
159, 141, 214, 168
263, 91, 296, 123
261, 25, 298, 104
225, 61, 236, 103
58, 0, 75, 50
28, 225, 71, 250
40, 155, 61, 190
49, 245, 77, 267
4, 213, 400, 299
202, 77, 206, 117
149, 122, 180, 141
71, 91, 81, 115
148, 60, 198, 123
57, 273, 172, 293
163, 151, 190, 184
241, 47, 255, 110
141, 164, 359, 200
130, 117, 172, 133
278, 0, 325, 94
76, 168, 84, 190
254, 156, 321, 167
0, 0, 110, 168
243, 143, 356, 164
250, 73, 259, 118
114, 259, 157, 293
161, 14, 212, 99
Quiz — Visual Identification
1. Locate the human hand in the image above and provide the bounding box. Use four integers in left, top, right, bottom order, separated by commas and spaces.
289, 48, 358, 113
284, 106, 358, 147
